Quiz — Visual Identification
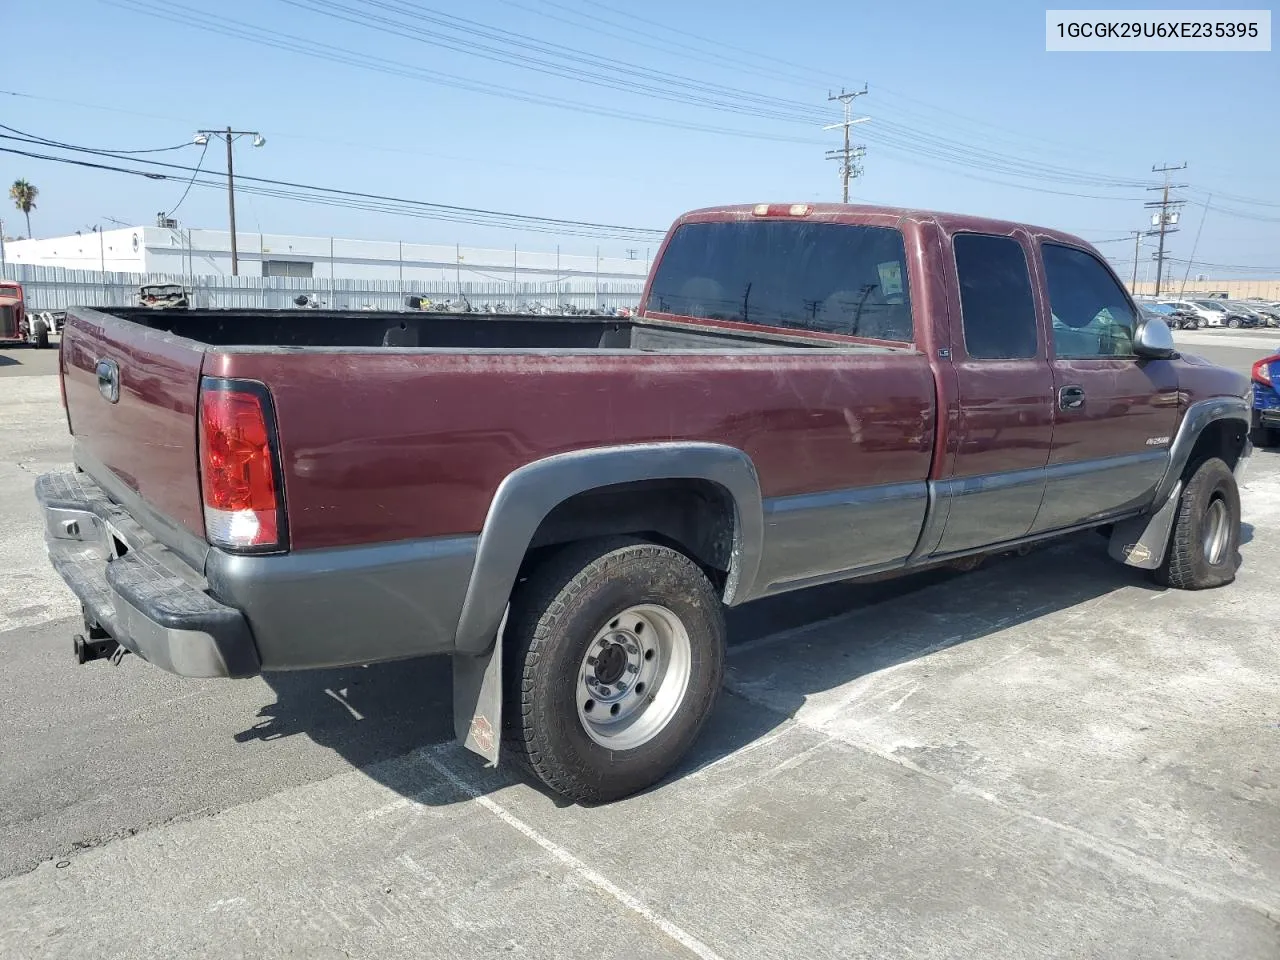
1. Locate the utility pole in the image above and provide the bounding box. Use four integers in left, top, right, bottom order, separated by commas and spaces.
1144, 162, 1187, 297
195, 128, 266, 276
823, 86, 869, 203
1129, 230, 1142, 293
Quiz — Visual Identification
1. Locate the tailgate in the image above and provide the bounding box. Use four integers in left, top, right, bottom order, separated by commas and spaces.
62, 309, 208, 541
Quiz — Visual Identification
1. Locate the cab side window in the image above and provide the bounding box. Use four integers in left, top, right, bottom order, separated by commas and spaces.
953, 233, 1039, 360
1041, 243, 1137, 358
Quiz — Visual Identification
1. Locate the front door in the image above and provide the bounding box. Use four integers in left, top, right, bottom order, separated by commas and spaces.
933, 231, 1056, 554
1032, 241, 1179, 533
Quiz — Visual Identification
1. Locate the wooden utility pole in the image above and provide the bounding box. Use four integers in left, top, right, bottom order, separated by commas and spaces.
196, 128, 266, 276
1145, 163, 1187, 297
824, 87, 869, 203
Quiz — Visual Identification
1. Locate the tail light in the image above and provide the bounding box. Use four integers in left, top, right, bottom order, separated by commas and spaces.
198, 378, 288, 552
1252, 354, 1279, 388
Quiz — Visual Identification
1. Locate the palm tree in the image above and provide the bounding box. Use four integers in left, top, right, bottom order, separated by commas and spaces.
9, 179, 38, 238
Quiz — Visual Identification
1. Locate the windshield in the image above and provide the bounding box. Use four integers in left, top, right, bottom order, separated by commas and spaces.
645, 219, 914, 341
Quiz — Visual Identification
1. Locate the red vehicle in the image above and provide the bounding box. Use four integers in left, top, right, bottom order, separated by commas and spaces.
37, 203, 1251, 802
0, 281, 53, 347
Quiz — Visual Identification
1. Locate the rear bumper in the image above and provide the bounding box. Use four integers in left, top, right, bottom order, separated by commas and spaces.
35, 471, 260, 678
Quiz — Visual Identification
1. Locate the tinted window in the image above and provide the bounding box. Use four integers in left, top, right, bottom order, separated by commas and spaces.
645, 221, 913, 341
953, 233, 1038, 359
1042, 243, 1137, 358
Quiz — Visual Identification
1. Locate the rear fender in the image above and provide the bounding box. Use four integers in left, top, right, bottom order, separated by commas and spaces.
449, 442, 763, 765
453, 442, 764, 657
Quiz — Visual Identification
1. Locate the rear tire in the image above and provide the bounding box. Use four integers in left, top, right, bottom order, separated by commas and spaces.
1151, 457, 1241, 590
504, 538, 726, 804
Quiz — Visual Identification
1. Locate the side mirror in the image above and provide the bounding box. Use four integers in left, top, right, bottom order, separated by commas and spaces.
1134, 316, 1175, 359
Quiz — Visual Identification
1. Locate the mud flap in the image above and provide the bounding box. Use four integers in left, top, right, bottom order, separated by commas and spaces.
452, 606, 506, 766
1107, 480, 1182, 570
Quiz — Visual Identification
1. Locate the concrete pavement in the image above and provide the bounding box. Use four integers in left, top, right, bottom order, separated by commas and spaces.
2, 358, 1279, 959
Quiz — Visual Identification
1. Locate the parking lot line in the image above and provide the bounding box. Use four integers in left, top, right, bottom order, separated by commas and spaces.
422, 747, 729, 960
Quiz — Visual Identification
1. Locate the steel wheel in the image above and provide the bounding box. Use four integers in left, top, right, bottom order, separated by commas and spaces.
1202, 497, 1230, 566
575, 603, 692, 750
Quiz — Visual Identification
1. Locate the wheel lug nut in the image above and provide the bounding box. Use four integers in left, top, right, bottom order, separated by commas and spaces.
626, 664, 638, 674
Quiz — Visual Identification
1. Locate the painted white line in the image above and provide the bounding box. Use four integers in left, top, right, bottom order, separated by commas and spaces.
723, 674, 1280, 921
422, 750, 728, 960
677, 720, 799, 783
324, 687, 365, 720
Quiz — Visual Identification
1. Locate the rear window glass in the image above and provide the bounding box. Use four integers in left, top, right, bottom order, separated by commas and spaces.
953, 233, 1039, 360
645, 220, 913, 341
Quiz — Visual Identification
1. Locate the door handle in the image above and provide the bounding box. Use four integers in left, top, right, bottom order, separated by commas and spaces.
1058, 385, 1085, 411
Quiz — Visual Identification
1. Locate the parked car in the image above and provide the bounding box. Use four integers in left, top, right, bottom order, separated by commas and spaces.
0, 280, 53, 348
137, 283, 190, 310
1252, 349, 1280, 447
1223, 300, 1277, 328
1158, 299, 1215, 327
1147, 300, 1200, 329
1191, 299, 1255, 328
36, 202, 1252, 803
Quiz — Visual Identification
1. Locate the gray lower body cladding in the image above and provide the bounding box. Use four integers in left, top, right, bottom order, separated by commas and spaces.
36, 469, 477, 676
207, 535, 476, 670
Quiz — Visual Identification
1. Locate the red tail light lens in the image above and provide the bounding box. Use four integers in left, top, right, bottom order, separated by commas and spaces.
1252, 354, 1278, 388
198, 379, 287, 551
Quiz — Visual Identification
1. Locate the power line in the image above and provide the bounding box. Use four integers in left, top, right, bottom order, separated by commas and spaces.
100, 0, 1172, 197
0, 139, 668, 241
164, 139, 209, 217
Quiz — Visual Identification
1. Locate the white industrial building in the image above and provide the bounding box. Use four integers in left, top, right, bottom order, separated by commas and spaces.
3, 224, 653, 287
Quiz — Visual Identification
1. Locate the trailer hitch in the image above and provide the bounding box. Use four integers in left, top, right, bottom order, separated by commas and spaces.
73, 633, 119, 665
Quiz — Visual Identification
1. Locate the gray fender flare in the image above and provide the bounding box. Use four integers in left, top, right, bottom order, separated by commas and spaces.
453, 442, 765, 656
1110, 396, 1250, 569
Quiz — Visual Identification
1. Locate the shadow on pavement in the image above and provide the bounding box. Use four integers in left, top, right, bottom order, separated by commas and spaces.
246, 534, 1159, 807
0, 354, 21, 368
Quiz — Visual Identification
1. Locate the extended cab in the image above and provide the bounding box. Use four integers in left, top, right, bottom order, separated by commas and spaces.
37, 203, 1252, 802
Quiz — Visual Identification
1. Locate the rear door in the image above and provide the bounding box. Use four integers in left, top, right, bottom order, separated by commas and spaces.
1031, 242, 1179, 533
61, 309, 208, 541
931, 231, 1055, 554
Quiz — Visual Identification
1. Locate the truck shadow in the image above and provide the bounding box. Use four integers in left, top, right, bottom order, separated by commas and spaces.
244, 532, 1164, 808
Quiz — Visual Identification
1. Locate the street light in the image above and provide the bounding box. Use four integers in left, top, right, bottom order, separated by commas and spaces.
194, 127, 266, 276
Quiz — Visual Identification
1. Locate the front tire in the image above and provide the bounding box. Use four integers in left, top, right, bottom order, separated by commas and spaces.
31, 319, 49, 349
1151, 457, 1241, 590
505, 538, 726, 804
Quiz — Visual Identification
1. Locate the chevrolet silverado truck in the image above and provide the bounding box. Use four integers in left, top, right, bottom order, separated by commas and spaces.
37, 203, 1252, 803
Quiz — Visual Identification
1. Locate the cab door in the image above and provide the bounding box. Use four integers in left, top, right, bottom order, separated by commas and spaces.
931, 231, 1056, 554
1030, 241, 1179, 533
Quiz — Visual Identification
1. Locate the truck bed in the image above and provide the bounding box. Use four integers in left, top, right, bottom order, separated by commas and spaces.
104, 308, 904, 353
61, 306, 931, 564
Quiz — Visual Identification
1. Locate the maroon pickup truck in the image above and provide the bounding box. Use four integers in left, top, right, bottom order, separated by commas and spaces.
37, 203, 1252, 803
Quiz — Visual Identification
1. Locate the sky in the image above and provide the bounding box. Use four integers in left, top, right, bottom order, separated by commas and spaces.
4, 0, 1278, 278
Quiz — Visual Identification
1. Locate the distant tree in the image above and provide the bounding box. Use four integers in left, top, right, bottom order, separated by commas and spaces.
9, 179, 38, 238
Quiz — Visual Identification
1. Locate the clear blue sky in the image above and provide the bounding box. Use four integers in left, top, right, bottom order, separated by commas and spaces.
5, 0, 1277, 277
